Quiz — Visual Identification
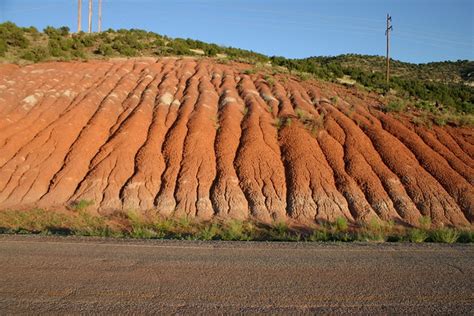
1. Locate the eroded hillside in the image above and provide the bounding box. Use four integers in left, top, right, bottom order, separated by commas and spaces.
0, 58, 472, 227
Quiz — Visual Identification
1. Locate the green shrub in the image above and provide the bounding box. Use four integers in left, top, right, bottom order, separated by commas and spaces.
0, 38, 7, 56
357, 218, 386, 242
96, 43, 114, 56
384, 100, 406, 112
0, 22, 30, 48
221, 220, 249, 241
333, 217, 348, 232
21, 46, 49, 62
406, 228, 428, 243
271, 221, 290, 240
458, 230, 474, 243
429, 228, 460, 243
197, 223, 220, 240
308, 228, 330, 241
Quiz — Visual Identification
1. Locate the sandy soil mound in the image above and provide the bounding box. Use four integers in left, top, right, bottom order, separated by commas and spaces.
0, 58, 472, 227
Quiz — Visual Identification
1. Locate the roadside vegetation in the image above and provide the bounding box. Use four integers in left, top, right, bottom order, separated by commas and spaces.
1, 21, 472, 126
0, 209, 472, 243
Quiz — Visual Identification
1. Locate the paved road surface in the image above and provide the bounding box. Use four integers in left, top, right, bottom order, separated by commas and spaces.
0, 235, 472, 314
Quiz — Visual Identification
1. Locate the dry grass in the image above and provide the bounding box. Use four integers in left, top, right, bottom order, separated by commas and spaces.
0, 209, 472, 243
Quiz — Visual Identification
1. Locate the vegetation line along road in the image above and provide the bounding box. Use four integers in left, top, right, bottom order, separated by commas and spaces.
1, 209, 472, 243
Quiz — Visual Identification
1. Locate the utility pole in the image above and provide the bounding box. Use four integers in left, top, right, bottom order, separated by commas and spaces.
385, 14, 393, 85
77, 0, 82, 33
88, 0, 93, 33
98, 0, 102, 32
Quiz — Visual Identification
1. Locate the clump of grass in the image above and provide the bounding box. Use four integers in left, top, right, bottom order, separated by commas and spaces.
296, 72, 311, 81
307, 227, 330, 242
295, 107, 307, 120
458, 230, 474, 243
197, 223, 220, 241
243, 68, 256, 75
330, 96, 338, 105
75, 210, 116, 237
356, 218, 386, 242
270, 221, 292, 241
264, 75, 275, 87
406, 228, 428, 243
429, 227, 460, 243
70, 199, 94, 212
333, 217, 348, 232
383, 99, 406, 113
419, 216, 432, 230
220, 220, 251, 241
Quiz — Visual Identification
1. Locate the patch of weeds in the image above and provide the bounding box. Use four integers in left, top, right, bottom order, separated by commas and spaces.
75, 210, 114, 237
242, 106, 249, 116
295, 107, 307, 120
70, 199, 94, 212
197, 223, 220, 241
330, 96, 338, 105
333, 217, 348, 232
243, 68, 256, 75
411, 114, 432, 129
418, 216, 432, 230
270, 221, 290, 241
357, 218, 386, 242
457, 230, 474, 243
383, 99, 406, 113
129, 226, 158, 239
307, 227, 330, 242
433, 115, 448, 126
406, 228, 428, 243
220, 220, 250, 241
264, 75, 275, 87
429, 227, 460, 243
274, 117, 284, 130
296, 72, 311, 81
154, 218, 175, 237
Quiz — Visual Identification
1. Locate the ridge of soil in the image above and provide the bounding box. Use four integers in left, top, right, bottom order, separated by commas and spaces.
0, 58, 472, 227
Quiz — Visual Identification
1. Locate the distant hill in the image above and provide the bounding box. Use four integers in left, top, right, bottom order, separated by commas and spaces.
297, 55, 473, 84
1, 21, 473, 116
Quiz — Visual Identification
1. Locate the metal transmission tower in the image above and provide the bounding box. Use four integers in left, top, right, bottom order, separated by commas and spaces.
385, 14, 393, 85
98, 0, 102, 32
77, 0, 82, 32
88, 0, 93, 33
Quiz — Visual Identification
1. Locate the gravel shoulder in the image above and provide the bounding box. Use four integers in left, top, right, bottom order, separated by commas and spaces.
0, 235, 472, 314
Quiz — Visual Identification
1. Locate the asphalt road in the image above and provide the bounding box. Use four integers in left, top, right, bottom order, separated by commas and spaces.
0, 235, 472, 314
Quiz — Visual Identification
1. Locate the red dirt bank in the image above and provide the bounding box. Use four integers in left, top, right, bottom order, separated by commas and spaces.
0, 58, 472, 227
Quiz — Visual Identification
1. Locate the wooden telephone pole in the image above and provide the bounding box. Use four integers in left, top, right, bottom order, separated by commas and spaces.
98, 0, 102, 32
88, 0, 93, 33
385, 14, 393, 85
77, 0, 82, 33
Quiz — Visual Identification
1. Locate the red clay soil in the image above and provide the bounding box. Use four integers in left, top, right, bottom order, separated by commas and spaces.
0, 58, 472, 227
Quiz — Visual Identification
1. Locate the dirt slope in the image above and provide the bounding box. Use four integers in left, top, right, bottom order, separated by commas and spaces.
0, 58, 472, 227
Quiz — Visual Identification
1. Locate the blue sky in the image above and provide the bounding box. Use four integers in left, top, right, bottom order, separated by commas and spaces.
1, 0, 472, 63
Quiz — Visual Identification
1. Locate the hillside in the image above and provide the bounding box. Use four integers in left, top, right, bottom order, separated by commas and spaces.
1, 22, 473, 122
0, 58, 472, 227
